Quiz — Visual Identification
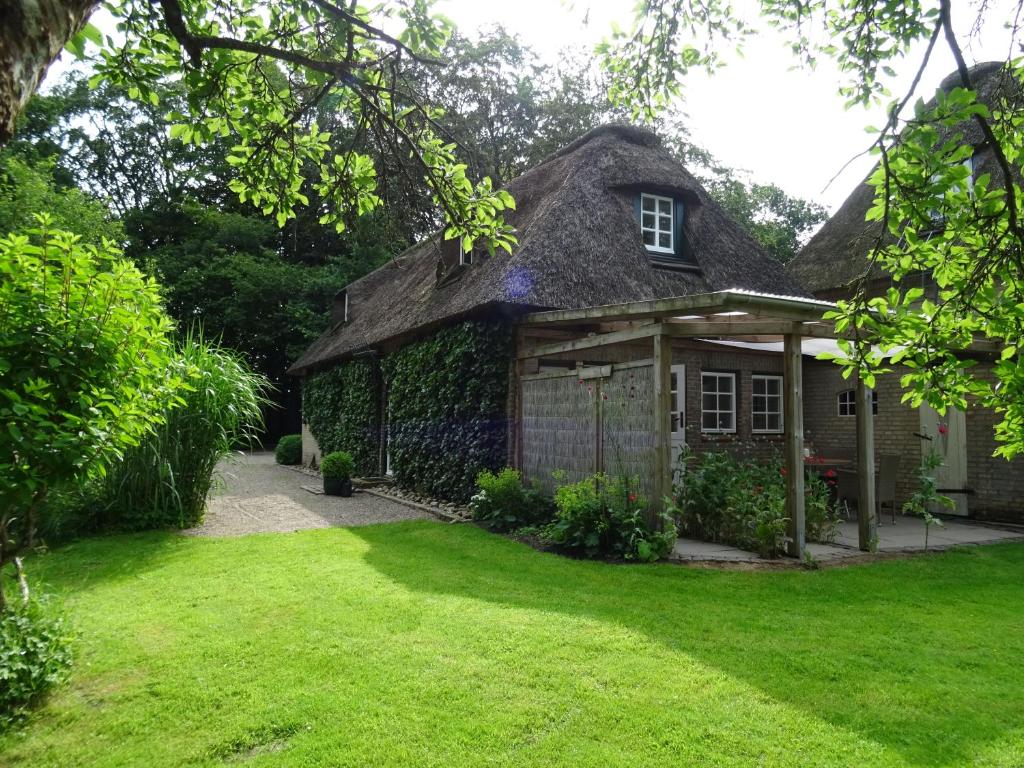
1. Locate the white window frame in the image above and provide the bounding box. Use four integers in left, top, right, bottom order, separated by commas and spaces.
459, 241, 473, 266
700, 371, 737, 434
838, 389, 877, 417
640, 193, 675, 255
751, 374, 784, 434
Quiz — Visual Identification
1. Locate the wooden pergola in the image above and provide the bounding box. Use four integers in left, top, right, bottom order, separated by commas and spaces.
517, 289, 879, 558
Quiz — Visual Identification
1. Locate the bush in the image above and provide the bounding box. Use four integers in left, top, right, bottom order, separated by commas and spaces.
547, 474, 676, 562
470, 468, 554, 532
676, 452, 840, 558
0, 598, 73, 728
93, 330, 270, 531
275, 434, 302, 465
321, 451, 354, 480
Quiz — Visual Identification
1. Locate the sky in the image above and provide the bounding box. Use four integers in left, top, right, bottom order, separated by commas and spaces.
42, 1, 1018, 213
436, 0, 1018, 211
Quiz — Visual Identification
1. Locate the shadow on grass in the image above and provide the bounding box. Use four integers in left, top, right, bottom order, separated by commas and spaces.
352, 521, 1024, 766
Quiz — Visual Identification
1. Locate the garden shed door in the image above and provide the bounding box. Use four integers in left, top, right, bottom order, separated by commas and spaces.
670, 364, 686, 470
919, 403, 969, 516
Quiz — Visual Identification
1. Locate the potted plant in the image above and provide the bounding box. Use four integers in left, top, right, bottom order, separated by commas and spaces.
320, 451, 354, 497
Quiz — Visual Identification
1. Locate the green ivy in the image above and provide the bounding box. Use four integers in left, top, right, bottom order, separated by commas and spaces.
383, 321, 512, 502
302, 358, 380, 476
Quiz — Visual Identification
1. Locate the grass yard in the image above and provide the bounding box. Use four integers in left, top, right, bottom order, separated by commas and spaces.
3, 521, 1024, 767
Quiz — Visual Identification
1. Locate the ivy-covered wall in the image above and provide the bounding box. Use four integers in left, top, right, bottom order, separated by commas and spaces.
302, 358, 380, 476
383, 320, 513, 502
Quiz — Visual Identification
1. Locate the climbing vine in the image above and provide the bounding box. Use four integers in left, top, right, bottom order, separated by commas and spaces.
383, 321, 512, 502
302, 358, 380, 476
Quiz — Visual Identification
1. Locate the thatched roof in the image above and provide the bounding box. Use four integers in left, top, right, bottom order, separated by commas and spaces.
788, 61, 1021, 296
290, 124, 808, 375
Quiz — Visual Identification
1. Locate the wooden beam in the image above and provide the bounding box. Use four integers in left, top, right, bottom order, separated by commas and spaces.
517, 323, 660, 360
784, 333, 806, 559
856, 377, 878, 552
523, 290, 835, 327
652, 330, 672, 526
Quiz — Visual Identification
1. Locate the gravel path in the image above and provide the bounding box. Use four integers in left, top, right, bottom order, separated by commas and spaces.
184, 452, 433, 537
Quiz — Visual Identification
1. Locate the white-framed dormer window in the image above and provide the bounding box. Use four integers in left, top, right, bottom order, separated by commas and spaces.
751, 374, 783, 434
838, 389, 877, 417
640, 193, 674, 254
701, 371, 736, 433
459, 241, 473, 266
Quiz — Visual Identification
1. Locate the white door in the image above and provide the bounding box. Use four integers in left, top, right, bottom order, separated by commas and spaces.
919, 403, 969, 516
670, 364, 687, 474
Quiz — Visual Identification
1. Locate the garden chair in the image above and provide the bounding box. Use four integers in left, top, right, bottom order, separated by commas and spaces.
834, 455, 899, 524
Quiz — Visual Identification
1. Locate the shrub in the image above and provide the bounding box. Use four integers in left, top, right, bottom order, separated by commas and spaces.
676, 452, 840, 557
470, 468, 554, 532
0, 220, 176, 609
275, 434, 302, 465
0, 598, 73, 728
547, 474, 676, 562
321, 451, 354, 480
94, 330, 270, 531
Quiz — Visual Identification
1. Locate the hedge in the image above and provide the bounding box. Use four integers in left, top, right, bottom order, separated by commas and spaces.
302, 358, 380, 476
383, 321, 512, 502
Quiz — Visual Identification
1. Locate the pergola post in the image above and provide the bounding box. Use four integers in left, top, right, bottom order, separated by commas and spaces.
783, 333, 805, 559
856, 377, 877, 551
652, 328, 672, 525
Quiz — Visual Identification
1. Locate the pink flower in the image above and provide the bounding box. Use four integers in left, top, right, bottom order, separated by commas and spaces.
938, 423, 949, 435
628, 494, 637, 502
578, 379, 584, 385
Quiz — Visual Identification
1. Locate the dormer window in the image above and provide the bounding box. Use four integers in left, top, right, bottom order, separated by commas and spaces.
332, 290, 349, 324
640, 193, 674, 253
634, 191, 693, 266
459, 241, 473, 266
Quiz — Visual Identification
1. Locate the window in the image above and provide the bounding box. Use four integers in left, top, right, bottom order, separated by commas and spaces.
333, 290, 348, 323
701, 372, 736, 433
838, 389, 878, 417
640, 193, 675, 254
459, 241, 473, 266
751, 375, 783, 433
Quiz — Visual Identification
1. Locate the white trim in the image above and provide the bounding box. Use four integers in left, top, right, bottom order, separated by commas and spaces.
640, 193, 675, 255
751, 374, 784, 434
700, 371, 737, 434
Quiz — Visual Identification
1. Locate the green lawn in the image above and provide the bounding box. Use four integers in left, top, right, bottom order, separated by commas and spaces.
3, 522, 1024, 767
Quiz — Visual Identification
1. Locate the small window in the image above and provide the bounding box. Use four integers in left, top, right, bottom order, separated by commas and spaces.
640, 193, 675, 254
459, 241, 473, 266
838, 389, 877, 417
701, 371, 736, 433
751, 375, 783, 434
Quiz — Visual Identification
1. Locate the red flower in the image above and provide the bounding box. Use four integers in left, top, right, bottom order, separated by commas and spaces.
602, 394, 608, 400
938, 423, 949, 435
578, 379, 584, 385
825, 469, 837, 478
780, 468, 788, 477
628, 494, 637, 502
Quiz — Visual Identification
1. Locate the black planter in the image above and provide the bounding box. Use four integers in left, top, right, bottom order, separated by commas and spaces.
323, 477, 353, 497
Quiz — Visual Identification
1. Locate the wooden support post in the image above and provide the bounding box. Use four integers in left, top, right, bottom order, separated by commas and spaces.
783, 333, 805, 559
652, 329, 672, 524
856, 377, 877, 551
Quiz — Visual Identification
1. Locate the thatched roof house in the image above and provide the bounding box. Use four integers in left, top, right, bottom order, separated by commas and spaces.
290, 124, 807, 375
787, 61, 1021, 298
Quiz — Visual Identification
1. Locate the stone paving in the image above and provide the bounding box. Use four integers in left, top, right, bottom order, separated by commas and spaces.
184, 452, 433, 537
671, 513, 1024, 565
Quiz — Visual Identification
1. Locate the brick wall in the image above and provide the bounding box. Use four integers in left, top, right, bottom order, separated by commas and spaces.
802, 360, 923, 508
964, 364, 1024, 521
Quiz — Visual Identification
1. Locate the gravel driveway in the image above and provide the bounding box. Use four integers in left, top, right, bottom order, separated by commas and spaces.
184, 452, 433, 536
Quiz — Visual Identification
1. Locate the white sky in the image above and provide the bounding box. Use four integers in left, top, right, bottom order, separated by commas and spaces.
42, 1, 1018, 213
438, 0, 1018, 211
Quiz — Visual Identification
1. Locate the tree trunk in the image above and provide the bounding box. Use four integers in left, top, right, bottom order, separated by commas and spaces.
0, 0, 98, 144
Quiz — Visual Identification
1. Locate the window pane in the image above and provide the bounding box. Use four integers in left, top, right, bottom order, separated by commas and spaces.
659, 214, 672, 230
753, 395, 765, 412
721, 376, 734, 393
718, 413, 731, 430
642, 196, 656, 212
718, 394, 732, 411
657, 232, 670, 249
643, 230, 656, 246
702, 393, 717, 410
702, 412, 717, 430
658, 198, 671, 215
670, 373, 677, 392
642, 212, 655, 228
753, 414, 766, 431
768, 414, 781, 432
